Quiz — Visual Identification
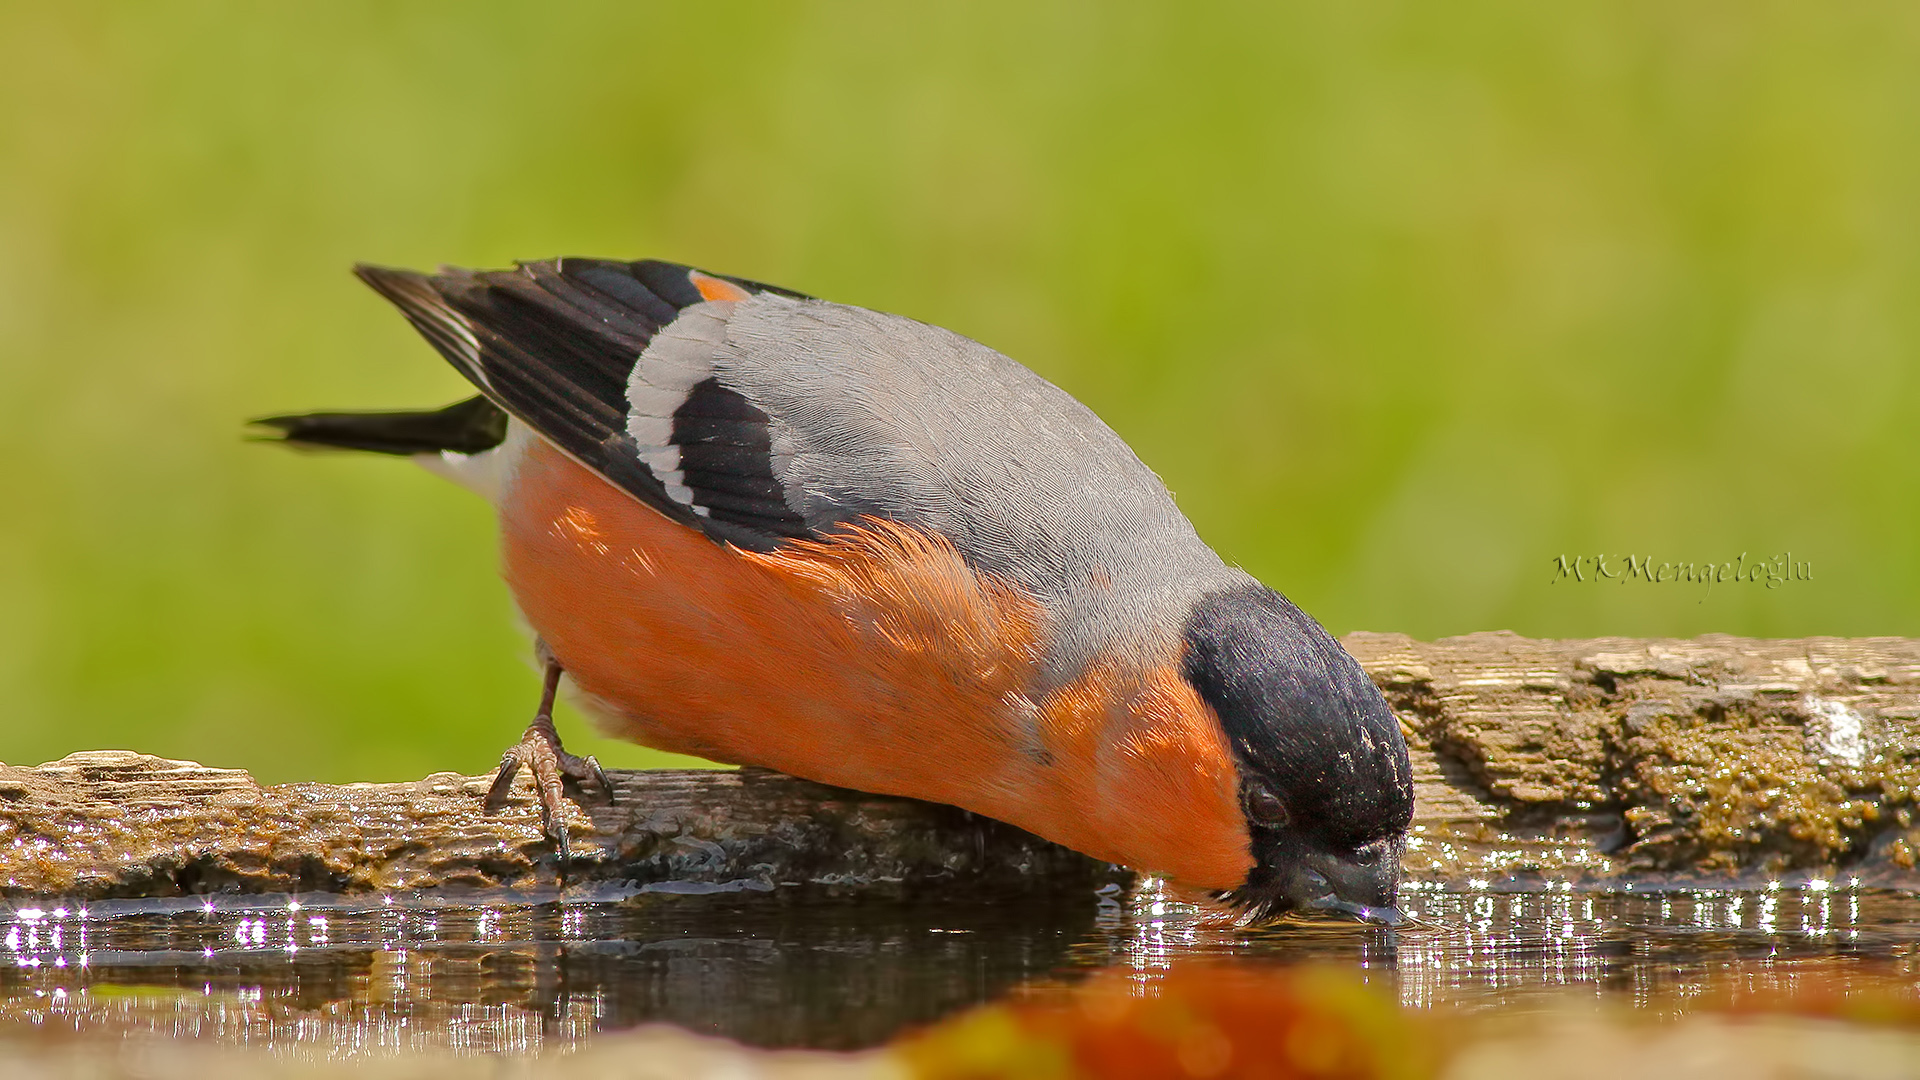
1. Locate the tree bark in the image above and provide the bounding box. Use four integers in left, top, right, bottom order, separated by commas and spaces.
3, 633, 1916, 898
1351, 632, 1920, 886
0, 756, 1118, 900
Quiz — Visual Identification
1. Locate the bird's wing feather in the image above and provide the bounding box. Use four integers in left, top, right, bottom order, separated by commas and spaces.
359, 257, 1246, 678
355, 258, 813, 550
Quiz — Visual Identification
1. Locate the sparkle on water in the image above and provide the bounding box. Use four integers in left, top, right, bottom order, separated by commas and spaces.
2, 881, 1917, 1054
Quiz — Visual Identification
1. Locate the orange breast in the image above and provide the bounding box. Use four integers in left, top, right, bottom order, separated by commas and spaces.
497, 438, 1253, 890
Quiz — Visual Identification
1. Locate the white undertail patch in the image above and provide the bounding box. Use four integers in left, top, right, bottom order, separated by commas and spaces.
413, 418, 536, 506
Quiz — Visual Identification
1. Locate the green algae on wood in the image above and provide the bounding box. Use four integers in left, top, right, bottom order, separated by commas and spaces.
1349, 632, 1920, 886
3, 634, 1919, 898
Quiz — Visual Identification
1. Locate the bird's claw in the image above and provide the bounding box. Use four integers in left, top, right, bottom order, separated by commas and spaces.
481, 660, 614, 871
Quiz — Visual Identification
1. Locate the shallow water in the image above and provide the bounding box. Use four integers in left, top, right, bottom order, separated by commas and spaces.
3, 882, 1917, 1053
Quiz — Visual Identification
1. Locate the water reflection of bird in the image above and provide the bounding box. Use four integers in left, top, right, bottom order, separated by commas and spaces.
255, 258, 1414, 920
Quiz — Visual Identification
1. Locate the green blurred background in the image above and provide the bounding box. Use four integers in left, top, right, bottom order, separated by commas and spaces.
2, 3, 1916, 783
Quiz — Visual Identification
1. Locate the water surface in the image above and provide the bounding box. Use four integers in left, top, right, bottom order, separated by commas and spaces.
4, 882, 1916, 1053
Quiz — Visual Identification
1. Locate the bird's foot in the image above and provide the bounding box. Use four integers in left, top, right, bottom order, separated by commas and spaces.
482, 659, 614, 867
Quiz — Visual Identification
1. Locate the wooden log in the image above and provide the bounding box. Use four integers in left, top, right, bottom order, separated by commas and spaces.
2, 633, 1917, 898
0, 755, 1119, 900
1351, 632, 1920, 887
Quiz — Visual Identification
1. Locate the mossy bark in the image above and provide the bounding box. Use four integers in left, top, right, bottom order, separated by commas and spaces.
3, 633, 1917, 898
0, 754, 1117, 900
1353, 632, 1920, 885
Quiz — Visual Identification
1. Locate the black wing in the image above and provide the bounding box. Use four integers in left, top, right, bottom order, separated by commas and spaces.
355, 258, 813, 551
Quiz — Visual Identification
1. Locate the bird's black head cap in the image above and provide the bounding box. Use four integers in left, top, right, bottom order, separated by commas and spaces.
1180, 584, 1414, 922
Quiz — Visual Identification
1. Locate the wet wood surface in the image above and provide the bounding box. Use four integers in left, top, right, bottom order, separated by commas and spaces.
2, 632, 1917, 898
1352, 631, 1920, 887
0, 756, 1118, 900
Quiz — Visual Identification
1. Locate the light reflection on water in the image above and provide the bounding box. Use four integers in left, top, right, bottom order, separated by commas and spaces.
3, 883, 1917, 1052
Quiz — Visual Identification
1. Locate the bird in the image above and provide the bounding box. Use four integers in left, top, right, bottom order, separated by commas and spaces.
254, 258, 1415, 921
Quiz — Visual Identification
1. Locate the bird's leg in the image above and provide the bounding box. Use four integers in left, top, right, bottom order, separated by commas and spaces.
482, 647, 614, 866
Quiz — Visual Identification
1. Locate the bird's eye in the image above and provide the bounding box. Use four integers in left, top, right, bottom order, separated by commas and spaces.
1243, 784, 1290, 828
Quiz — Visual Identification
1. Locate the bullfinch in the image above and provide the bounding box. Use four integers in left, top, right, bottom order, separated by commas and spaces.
256, 258, 1414, 920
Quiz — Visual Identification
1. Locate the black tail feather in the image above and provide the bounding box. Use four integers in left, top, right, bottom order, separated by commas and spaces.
251, 395, 507, 456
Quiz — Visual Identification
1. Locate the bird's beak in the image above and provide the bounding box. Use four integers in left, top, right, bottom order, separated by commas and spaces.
1230, 835, 1406, 925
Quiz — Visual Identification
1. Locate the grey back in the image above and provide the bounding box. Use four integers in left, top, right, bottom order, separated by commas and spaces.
686, 295, 1252, 685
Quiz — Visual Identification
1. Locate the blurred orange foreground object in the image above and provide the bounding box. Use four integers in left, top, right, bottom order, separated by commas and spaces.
895, 963, 1430, 1080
